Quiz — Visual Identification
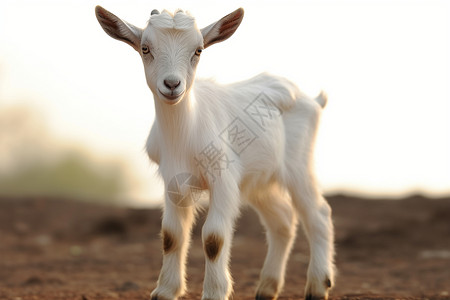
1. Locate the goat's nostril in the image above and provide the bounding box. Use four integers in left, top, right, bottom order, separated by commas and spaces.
164, 79, 181, 90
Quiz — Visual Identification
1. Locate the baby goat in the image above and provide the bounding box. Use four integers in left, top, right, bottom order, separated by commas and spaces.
95, 6, 335, 300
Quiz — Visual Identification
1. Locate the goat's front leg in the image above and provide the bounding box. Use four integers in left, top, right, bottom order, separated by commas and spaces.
151, 197, 195, 300
202, 179, 240, 300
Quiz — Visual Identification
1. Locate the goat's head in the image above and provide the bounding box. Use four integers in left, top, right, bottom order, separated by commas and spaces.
95, 6, 244, 105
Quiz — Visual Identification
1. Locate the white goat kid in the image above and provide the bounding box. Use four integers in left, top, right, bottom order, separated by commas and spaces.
95, 6, 335, 300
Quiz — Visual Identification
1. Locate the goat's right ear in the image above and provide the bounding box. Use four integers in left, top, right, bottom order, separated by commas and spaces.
95, 6, 142, 52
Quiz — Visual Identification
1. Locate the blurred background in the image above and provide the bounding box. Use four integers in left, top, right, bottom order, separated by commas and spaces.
0, 0, 449, 207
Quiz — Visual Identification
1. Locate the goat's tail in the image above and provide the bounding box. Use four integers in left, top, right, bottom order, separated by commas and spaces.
315, 90, 328, 108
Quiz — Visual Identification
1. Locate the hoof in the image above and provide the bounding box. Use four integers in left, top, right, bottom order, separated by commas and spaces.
304, 276, 332, 300
150, 294, 172, 300
305, 294, 327, 300
255, 277, 279, 300
255, 295, 276, 300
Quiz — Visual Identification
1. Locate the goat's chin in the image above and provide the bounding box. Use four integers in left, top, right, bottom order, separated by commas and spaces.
157, 90, 185, 105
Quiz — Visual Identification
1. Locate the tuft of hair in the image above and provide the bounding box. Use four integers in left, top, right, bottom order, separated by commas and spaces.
148, 9, 196, 30
315, 90, 328, 108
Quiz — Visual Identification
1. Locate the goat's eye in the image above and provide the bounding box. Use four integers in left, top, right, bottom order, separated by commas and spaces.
142, 45, 150, 54
195, 48, 203, 56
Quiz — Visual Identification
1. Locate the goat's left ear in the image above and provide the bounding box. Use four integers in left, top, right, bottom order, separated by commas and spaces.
201, 8, 244, 49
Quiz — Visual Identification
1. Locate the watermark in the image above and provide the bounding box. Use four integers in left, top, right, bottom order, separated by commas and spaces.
167, 172, 203, 207
244, 92, 282, 131
194, 142, 234, 183
219, 117, 258, 156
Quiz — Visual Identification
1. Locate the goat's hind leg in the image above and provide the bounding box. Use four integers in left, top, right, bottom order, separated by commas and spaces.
248, 184, 297, 300
287, 173, 335, 300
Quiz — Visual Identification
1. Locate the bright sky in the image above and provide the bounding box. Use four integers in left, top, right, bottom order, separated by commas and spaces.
0, 0, 449, 204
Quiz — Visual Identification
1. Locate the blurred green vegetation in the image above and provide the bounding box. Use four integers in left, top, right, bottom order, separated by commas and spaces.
0, 105, 131, 203
0, 152, 127, 202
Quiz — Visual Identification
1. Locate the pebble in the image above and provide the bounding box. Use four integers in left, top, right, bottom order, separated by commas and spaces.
35, 234, 52, 246
70, 245, 83, 256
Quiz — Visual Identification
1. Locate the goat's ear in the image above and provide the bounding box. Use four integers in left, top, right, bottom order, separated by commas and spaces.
201, 8, 244, 49
95, 6, 142, 52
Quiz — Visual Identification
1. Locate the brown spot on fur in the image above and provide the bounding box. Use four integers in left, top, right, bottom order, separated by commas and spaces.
204, 233, 223, 261
325, 277, 332, 288
162, 230, 175, 254
256, 277, 279, 300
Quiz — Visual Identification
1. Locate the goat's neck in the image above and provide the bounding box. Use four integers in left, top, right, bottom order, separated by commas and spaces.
153, 90, 197, 142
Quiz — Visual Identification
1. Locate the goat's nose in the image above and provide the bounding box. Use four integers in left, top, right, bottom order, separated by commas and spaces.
164, 78, 181, 91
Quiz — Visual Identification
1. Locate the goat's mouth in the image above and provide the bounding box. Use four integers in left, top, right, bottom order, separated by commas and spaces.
158, 89, 184, 103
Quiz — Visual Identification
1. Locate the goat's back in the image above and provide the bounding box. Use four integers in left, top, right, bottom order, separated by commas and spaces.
193, 73, 323, 189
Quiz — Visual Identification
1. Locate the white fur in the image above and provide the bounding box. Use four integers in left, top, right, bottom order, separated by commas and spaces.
95, 6, 335, 300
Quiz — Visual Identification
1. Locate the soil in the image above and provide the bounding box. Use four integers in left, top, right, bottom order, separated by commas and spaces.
0, 195, 449, 300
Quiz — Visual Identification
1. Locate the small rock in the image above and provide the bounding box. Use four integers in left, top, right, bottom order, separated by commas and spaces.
22, 276, 43, 286
93, 217, 127, 236
116, 281, 140, 291
106, 291, 119, 298
420, 250, 450, 259
35, 234, 52, 246
14, 222, 29, 234
70, 245, 83, 256
361, 282, 370, 289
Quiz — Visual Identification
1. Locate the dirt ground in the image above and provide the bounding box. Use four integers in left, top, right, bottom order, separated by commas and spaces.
0, 195, 449, 300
